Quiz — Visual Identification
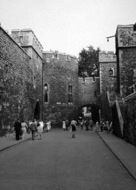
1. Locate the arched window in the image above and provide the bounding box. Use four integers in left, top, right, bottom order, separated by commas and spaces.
44, 83, 49, 103
109, 68, 114, 76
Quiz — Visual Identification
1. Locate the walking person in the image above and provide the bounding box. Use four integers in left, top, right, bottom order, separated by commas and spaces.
46, 120, 51, 132
95, 121, 100, 132
80, 119, 84, 130
37, 120, 44, 140
70, 119, 77, 138
89, 118, 93, 131
30, 120, 37, 140
14, 119, 22, 140
62, 120, 66, 131
65, 120, 69, 131
21, 120, 27, 140
85, 118, 89, 131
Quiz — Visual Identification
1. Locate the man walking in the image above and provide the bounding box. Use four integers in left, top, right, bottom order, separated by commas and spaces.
14, 119, 22, 140
30, 120, 37, 140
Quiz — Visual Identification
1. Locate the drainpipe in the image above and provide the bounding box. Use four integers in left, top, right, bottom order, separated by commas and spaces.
42, 61, 44, 121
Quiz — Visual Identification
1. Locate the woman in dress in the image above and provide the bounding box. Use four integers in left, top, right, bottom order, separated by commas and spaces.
62, 120, 66, 131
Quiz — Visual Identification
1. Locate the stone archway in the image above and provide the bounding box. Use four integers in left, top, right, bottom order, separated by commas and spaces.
79, 103, 100, 123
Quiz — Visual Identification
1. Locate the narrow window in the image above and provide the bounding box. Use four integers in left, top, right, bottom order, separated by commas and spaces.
44, 83, 49, 103
68, 84, 73, 104
109, 68, 114, 76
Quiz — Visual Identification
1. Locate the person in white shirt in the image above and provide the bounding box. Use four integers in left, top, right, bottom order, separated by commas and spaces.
37, 121, 44, 139
62, 120, 66, 131
46, 120, 51, 132
21, 120, 27, 140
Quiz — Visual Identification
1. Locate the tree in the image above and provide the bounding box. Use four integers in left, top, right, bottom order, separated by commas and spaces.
78, 46, 100, 77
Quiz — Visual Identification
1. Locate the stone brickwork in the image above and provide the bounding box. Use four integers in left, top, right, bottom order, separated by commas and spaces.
42, 51, 79, 122
114, 24, 136, 146
0, 26, 36, 128
123, 95, 136, 146
11, 29, 43, 58
11, 29, 43, 114
117, 24, 136, 47
78, 77, 99, 106
116, 24, 136, 97
99, 51, 117, 94
99, 51, 117, 120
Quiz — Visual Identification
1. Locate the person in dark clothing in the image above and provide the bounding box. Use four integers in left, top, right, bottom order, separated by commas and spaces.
85, 119, 89, 131
65, 120, 69, 131
14, 119, 22, 140
30, 120, 37, 140
70, 120, 77, 138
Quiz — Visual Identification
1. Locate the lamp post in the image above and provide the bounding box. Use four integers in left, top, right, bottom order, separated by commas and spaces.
42, 61, 44, 121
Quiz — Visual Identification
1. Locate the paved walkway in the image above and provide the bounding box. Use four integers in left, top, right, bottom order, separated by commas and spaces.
0, 132, 31, 151
0, 129, 136, 190
98, 131, 136, 181
0, 129, 136, 182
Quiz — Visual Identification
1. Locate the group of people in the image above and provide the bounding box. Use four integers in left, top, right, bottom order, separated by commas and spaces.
77, 117, 94, 131
14, 119, 27, 140
62, 117, 113, 136
99, 120, 113, 133
13, 117, 113, 141
14, 119, 45, 141
29, 120, 44, 140
62, 119, 77, 138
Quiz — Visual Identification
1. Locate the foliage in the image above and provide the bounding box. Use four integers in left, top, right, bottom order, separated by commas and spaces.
0, 57, 41, 127
78, 46, 100, 77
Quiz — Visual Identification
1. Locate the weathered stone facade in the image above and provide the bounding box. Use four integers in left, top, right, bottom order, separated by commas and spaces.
123, 95, 136, 145
116, 24, 136, 96
78, 77, 99, 106
0, 26, 34, 128
99, 51, 117, 120
11, 29, 43, 117
42, 51, 79, 123
113, 24, 136, 146
99, 51, 117, 95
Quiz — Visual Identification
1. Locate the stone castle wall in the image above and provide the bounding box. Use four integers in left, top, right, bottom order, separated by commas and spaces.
0, 26, 36, 128
113, 24, 136, 146
42, 52, 79, 123
117, 25, 136, 97
78, 77, 99, 106
99, 51, 117, 94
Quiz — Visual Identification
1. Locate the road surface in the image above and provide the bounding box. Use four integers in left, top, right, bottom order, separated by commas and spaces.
0, 129, 135, 190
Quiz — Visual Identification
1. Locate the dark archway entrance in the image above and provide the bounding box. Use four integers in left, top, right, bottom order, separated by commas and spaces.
78, 104, 100, 123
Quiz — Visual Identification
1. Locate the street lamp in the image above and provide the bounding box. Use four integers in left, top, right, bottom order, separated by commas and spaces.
44, 83, 48, 90
44, 83, 48, 102
106, 35, 115, 42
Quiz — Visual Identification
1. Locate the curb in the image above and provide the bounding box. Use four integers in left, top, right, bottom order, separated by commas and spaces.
97, 132, 136, 182
0, 137, 31, 153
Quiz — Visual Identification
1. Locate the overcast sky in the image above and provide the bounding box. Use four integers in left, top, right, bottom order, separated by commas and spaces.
0, 0, 136, 56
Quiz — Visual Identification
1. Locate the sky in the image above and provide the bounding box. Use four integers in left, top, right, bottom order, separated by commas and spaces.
0, 0, 136, 57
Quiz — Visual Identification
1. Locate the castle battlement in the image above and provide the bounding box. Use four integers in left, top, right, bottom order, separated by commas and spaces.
99, 51, 116, 63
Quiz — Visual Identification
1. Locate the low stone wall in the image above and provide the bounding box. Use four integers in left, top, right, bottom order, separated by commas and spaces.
123, 96, 136, 145
111, 94, 136, 146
